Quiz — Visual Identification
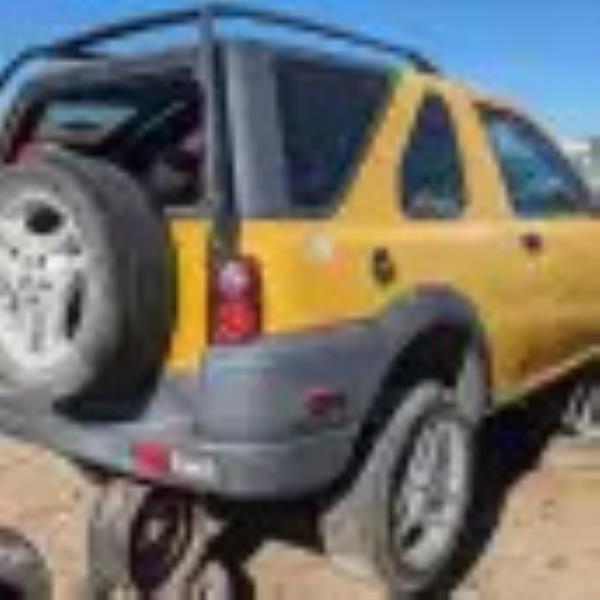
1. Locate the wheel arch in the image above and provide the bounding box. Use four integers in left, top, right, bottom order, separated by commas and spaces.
377, 286, 491, 416
346, 286, 492, 476
321, 287, 490, 578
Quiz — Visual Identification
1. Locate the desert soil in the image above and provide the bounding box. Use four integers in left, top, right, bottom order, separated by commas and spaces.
0, 397, 600, 600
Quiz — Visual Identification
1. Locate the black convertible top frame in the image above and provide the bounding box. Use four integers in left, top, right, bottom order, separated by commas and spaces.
0, 3, 439, 249
0, 3, 438, 89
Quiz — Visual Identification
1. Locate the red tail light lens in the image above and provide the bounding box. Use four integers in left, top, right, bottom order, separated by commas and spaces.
210, 256, 262, 344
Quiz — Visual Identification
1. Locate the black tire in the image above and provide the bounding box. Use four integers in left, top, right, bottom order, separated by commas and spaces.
0, 153, 173, 409
0, 528, 51, 600
561, 372, 600, 438
187, 561, 235, 600
322, 383, 475, 598
88, 480, 214, 600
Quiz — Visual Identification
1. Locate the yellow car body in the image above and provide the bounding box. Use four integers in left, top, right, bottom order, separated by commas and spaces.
167, 67, 598, 407
4, 11, 596, 595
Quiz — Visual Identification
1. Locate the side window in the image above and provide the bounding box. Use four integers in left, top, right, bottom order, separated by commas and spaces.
482, 109, 588, 217
401, 95, 465, 219
275, 56, 391, 215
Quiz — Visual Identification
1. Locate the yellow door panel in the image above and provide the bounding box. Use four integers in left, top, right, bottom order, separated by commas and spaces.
428, 84, 589, 394
476, 104, 600, 390
511, 219, 599, 361
557, 219, 600, 346
240, 70, 592, 402
240, 71, 536, 395
239, 72, 428, 335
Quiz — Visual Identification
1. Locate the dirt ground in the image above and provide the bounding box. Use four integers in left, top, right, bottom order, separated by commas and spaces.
1, 392, 600, 600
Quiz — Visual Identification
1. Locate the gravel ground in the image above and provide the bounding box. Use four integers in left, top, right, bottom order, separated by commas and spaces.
0, 394, 599, 600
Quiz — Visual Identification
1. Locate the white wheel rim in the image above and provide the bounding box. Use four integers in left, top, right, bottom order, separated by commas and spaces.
0, 189, 90, 372
393, 415, 468, 571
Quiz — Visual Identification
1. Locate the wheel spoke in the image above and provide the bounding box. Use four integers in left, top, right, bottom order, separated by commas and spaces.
392, 410, 469, 570
396, 487, 427, 538
42, 267, 84, 345
406, 425, 438, 488
0, 194, 89, 368
0, 217, 27, 250
425, 505, 453, 530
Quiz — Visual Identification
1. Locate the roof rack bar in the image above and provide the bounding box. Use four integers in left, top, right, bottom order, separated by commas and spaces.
53, 9, 201, 54
0, 45, 105, 92
48, 4, 438, 72
0, 9, 201, 93
203, 3, 438, 72
0, 3, 437, 93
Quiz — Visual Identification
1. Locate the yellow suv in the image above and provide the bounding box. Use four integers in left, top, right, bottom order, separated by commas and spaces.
0, 5, 595, 598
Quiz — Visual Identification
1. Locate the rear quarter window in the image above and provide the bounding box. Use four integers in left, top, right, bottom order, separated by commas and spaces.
275, 56, 392, 216
9, 72, 203, 210
37, 102, 137, 146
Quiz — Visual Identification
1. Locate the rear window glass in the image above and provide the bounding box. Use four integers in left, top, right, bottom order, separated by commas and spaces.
37, 102, 138, 147
275, 57, 392, 215
13, 71, 202, 209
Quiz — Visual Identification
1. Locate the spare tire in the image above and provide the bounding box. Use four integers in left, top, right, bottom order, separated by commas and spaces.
0, 152, 174, 410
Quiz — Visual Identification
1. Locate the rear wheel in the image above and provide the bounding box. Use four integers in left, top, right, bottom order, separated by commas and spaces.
322, 383, 475, 598
0, 529, 50, 600
389, 400, 470, 584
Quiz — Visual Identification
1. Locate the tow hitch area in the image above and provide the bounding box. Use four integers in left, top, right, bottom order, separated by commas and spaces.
84, 479, 240, 600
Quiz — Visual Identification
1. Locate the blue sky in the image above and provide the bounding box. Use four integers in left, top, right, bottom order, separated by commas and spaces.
3, 0, 599, 137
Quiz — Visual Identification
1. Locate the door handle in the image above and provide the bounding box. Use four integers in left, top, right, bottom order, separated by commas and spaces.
371, 247, 396, 285
520, 231, 544, 254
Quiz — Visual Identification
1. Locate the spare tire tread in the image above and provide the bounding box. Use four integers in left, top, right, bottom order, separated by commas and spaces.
0, 152, 175, 414
46, 153, 175, 404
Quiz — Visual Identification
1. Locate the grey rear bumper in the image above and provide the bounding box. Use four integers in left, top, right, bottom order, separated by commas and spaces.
0, 322, 384, 500
172, 425, 358, 497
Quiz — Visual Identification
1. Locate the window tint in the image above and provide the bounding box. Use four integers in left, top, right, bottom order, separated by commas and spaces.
18, 72, 202, 209
276, 57, 391, 214
401, 95, 464, 219
38, 103, 136, 141
482, 110, 587, 217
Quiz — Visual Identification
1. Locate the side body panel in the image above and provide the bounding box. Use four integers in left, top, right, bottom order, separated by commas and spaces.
163, 63, 600, 405
475, 102, 600, 396
240, 70, 583, 400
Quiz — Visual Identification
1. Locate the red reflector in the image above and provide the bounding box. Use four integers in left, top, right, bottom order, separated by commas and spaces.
306, 388, 345, 418
132, 442, 171, 477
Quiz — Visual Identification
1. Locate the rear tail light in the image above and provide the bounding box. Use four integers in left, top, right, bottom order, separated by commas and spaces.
210, 255, 262, 345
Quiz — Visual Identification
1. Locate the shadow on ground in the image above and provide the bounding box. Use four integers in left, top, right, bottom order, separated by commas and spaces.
430, 379, 575, 599
207, 379, 575, 600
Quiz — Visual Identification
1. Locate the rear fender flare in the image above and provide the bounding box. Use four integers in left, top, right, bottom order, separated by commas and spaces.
373, 286, 492, 423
